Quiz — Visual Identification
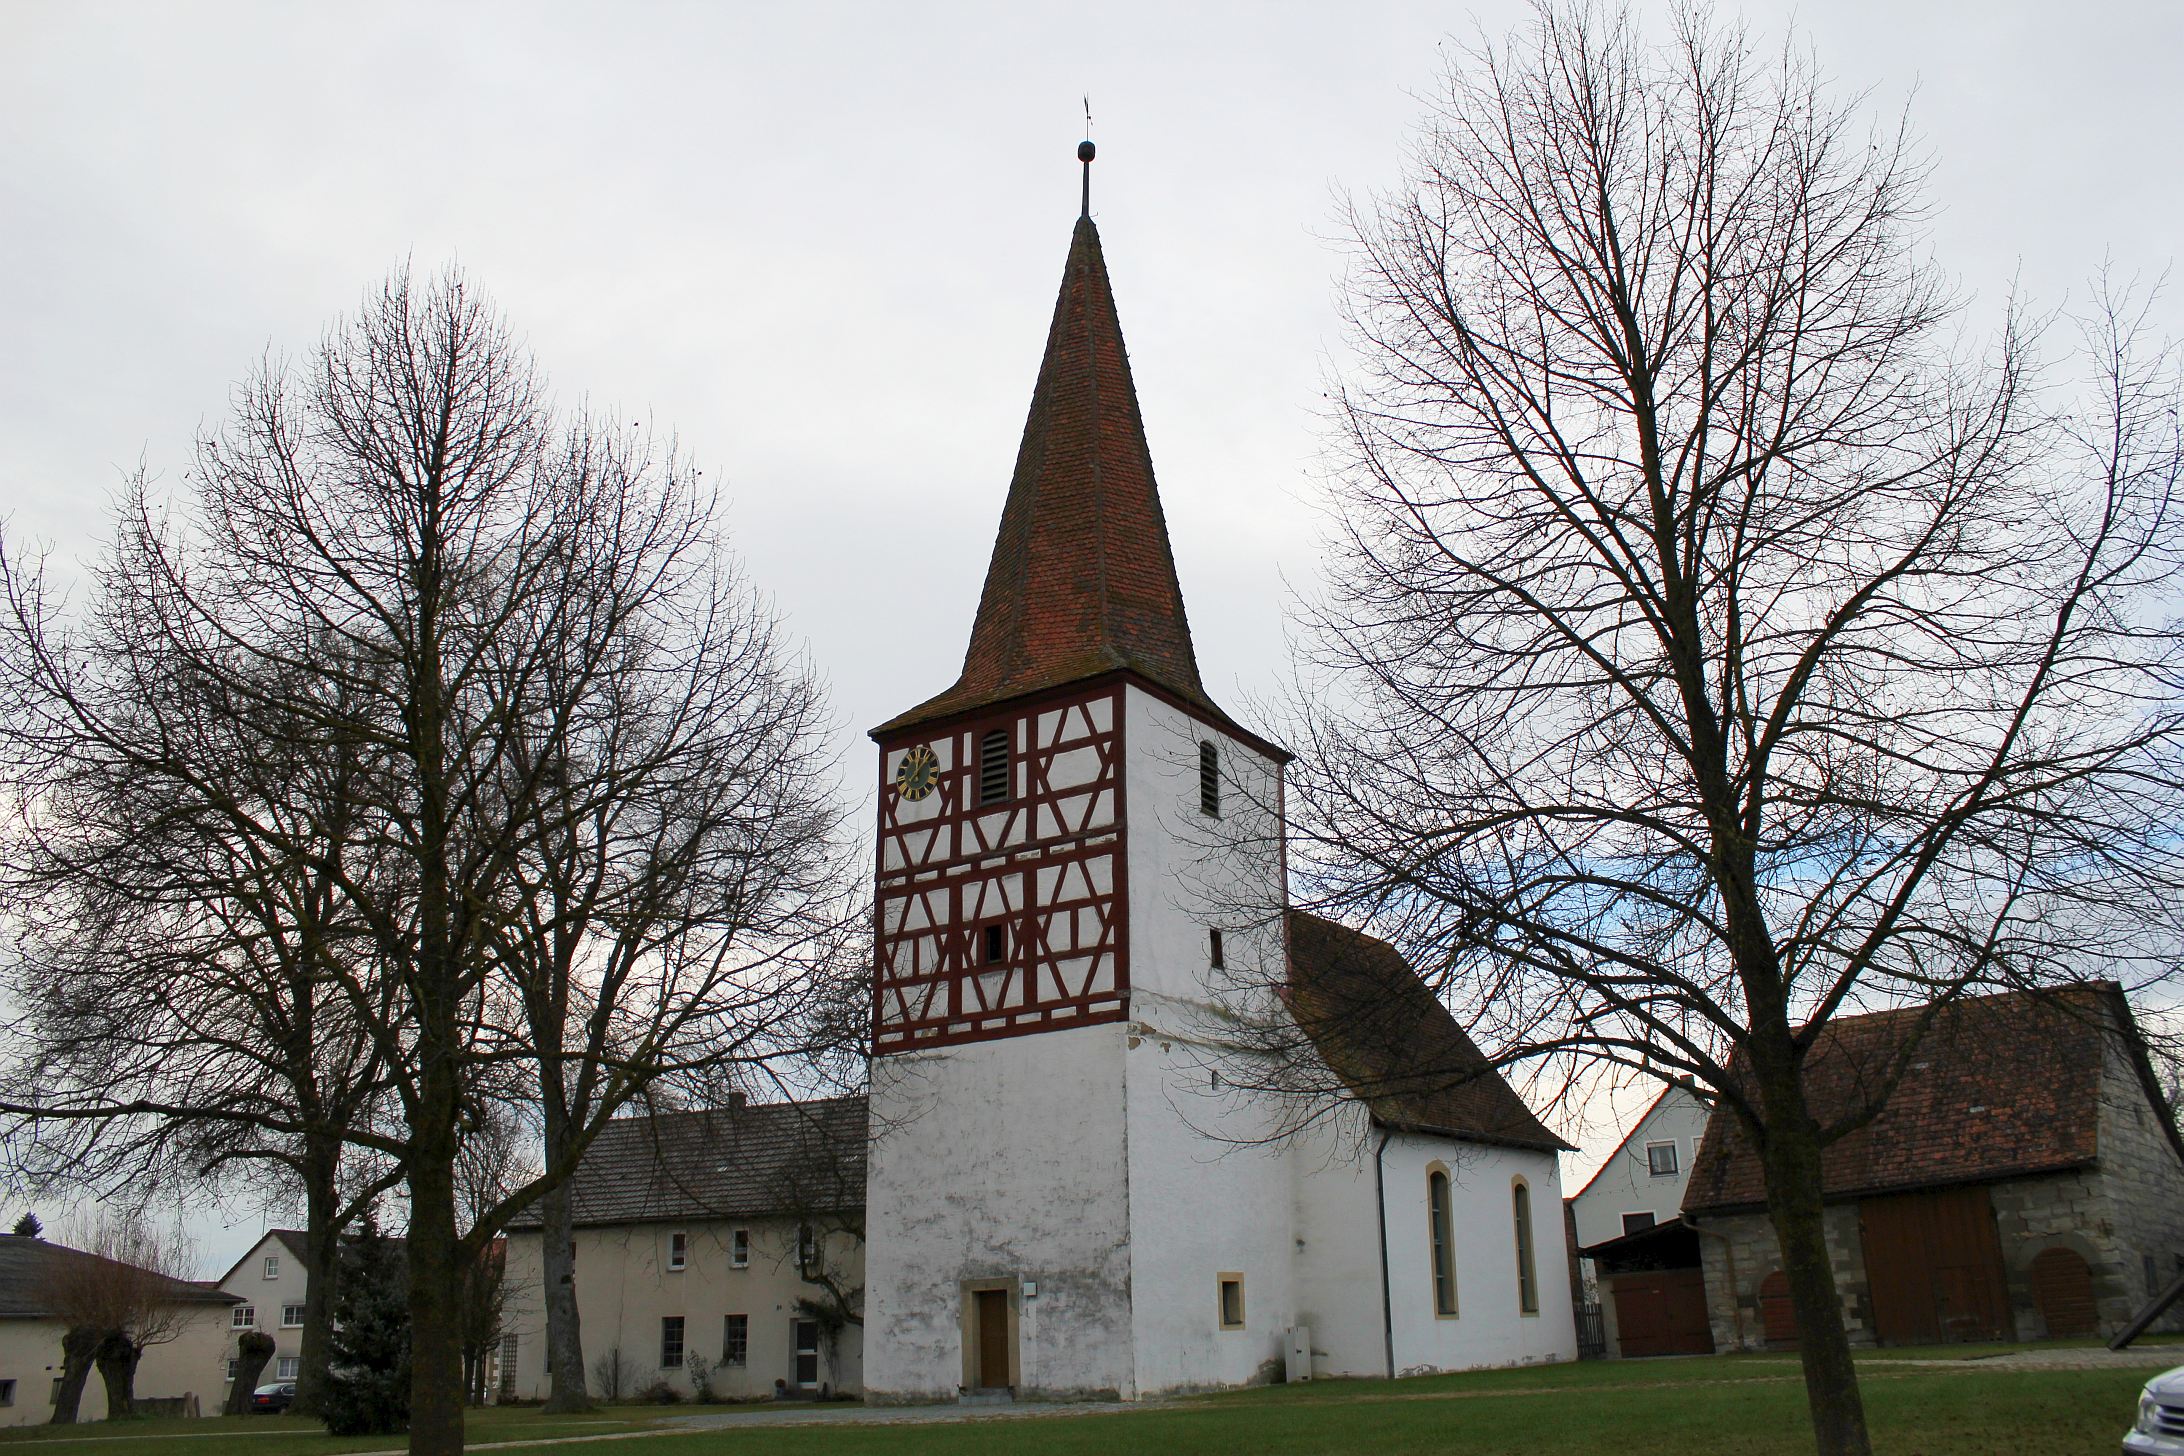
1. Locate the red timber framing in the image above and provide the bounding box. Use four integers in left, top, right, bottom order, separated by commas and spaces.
873, 681, 1129, 1053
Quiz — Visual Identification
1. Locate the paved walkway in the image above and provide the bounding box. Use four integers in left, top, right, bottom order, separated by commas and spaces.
1866, 1346, 2183, 1372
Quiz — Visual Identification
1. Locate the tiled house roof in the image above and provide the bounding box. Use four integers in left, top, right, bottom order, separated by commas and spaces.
1286, 911, 1573, 1153
0, 1236, 238, 1319
508, 1096, 868, 1230
874, 216, 1225, 738
1683, 982, 2180, 1214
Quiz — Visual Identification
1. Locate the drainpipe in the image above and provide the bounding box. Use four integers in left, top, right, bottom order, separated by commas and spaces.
1374, 1126, 1396, 1379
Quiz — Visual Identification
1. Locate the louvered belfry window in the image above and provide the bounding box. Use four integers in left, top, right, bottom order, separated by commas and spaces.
979, 728, 1011, 806
1199, 741, 1220, 816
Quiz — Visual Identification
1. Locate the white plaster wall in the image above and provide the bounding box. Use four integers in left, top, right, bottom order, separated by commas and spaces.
500, 1219, 863, 1401
1568, 1084, 1712, 1251
1383, 1135, 1577, 1373
1289, 1101, 1400, 1379
862, 1023, 1137, 1401
1120, 1013, 1298, 1393
0, 1307, 231, 1424
1121, 686, 1285, 1010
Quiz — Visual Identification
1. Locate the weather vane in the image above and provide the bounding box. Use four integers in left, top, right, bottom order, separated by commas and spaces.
1079, 95, 1096, 219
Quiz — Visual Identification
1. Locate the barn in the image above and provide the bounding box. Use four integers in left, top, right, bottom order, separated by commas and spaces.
1681, 983, 2184, 1349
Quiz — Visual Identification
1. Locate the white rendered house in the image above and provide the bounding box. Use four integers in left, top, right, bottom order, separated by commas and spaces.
859, 174, 1577, 1402
1568, 1081, 1713, 1257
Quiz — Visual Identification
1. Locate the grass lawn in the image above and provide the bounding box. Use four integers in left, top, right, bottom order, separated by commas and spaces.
3, 1351, 2168, 1456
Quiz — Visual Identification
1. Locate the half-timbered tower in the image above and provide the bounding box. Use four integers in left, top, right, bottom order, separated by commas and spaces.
862, 161, 1578, 1401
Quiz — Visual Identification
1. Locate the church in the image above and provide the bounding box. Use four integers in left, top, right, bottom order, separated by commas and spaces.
500, 152, 1577, 1404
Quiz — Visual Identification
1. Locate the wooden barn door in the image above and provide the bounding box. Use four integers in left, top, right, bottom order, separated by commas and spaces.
1858, 1187, 2011, 1344
1610, 1269, 1716, 1357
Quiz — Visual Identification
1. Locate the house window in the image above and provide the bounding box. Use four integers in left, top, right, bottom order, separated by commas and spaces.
499, 1334, 519, 1396
1646, 1141, 1679, 1177
981, 922, 1008, 965
1513, 1180, 1539, 1314
1428, 1168, 1458, 1317
276, 1357, 299, 1381
731, 1229, 750, 1268
263, 1255, 280, 1280
281, 1304, 306, 1328
668, 1231, 688, 1271
232, 1305, 256, 1328
723, 1314, 748, 1368
1208, 928, 1224, 969
1217, 1273, 1246, 1330
0, 1379, 15, 1406
225, 1359, 239, 1383
797, 1223, 819, 1275
1199, 742, 1220, 816
660, 1316, 685, 1370
978, 728, 1011, 806
1621, 1211, 1658, 1237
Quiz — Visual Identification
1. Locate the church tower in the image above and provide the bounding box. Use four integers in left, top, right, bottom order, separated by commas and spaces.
861, 150, 1299, 1401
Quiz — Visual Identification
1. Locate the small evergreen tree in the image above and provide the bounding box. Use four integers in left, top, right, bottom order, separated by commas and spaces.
12, 1213, 41, 1238
319, 1218, 409, 1436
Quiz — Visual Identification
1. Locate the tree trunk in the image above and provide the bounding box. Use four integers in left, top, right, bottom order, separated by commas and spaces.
1756, 1062, 1872, 1456
225, 1338, 275, 1416
93, 1332, 139, 1421
292, 1142, 342, 1418
49, 1327, 98, 1424
538, 1127, 590, 1412
406, 1140, 464, 1455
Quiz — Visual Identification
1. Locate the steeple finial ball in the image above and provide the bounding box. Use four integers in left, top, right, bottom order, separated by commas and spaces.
1078, 139, 1096, 163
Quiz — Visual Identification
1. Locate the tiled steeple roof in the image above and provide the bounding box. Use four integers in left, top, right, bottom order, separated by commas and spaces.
875, 215, 1215, 735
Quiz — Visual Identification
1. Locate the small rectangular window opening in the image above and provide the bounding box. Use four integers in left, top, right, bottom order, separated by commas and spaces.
1646, 1141, 1679, 1177
263, 1256, 280, 1280
224, 1360, 238, 1383
731, 1228, 750, 1268
0, 1378, 17, 1407
232, 1306, 256, 1328
660, 1316, 685, 1370
281, 1303, 306, 1327
981, 922, 1008, 965
668, 1231, 688, 1271
1217, 1273, 1246, 1330
276, 1357, 300, 1381
1208, 928, 1224, 969
1198, 741, 1220, 816
723, 1314, 749, 1367
798, 1222, 819, 1274
499, 1334, 519, 1396
979, 728, 1012, 806
1621, 1211, 1658, 1237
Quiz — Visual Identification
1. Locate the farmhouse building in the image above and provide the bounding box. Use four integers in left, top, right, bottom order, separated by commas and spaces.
1682, 982, 2184, 1350
500, 1096, 867, 1401
0, 1233, 236, 1425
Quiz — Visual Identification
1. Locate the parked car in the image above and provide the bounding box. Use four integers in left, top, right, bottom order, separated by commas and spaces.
250, 1381, 296, 1414
2126, 1365, 2184, 1455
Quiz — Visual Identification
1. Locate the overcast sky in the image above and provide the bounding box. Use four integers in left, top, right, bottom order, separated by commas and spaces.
5, 0, 2181, 1276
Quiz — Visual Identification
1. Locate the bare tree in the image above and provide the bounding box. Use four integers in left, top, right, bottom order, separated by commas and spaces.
40, 1217, 206, 1421
0, 266, 845, 1456
1267, 6, 2184, 1454
0, 712, 399, 1418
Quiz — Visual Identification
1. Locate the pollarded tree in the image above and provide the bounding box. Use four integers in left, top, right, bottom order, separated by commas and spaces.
1276, 6, 2184, 1454
0, 265, 847, 1456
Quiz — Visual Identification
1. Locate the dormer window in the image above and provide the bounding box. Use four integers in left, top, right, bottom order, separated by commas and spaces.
979, 728, 1012, 806
1199, 741, 1220, 816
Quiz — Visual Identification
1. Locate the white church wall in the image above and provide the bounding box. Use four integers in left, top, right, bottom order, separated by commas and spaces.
862, 1023, 1138, 1402
1289, 1101, 1402, 1379
1121, 1016, 1299, 1393
1115, 684, 1300, 1393
1383, 1134, 1578, 1374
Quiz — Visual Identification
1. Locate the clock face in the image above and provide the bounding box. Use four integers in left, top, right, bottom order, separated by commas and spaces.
893, 743, 941, 802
